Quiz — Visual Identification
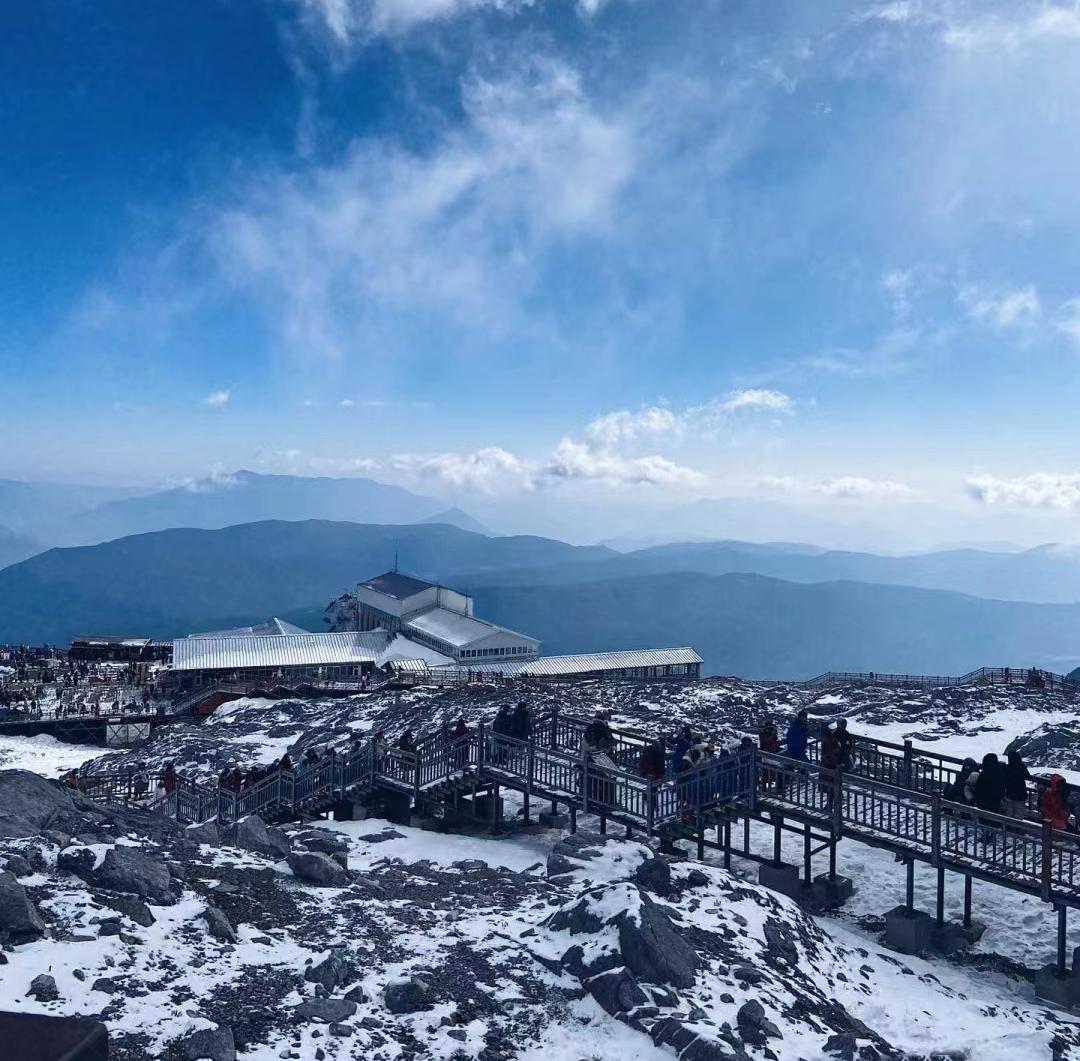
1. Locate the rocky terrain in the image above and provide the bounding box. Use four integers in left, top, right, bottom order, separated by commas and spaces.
3, 676, 1080, 1059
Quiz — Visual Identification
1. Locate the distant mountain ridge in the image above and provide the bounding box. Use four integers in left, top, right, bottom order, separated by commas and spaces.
2, 519, 1080, 678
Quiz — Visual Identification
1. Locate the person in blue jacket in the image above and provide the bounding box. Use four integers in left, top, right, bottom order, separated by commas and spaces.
785, 710, 810, 762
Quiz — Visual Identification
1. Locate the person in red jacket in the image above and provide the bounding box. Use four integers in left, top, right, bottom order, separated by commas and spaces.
1041, 774, 1072, 831
161, 762, 177, 796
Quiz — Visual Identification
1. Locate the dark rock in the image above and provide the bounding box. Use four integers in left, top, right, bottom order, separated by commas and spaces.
97, 919, 122, 937
306, 952, 350, 992
73, 969, 86, 982
617, 892, 698, 989
41, 830, 72, 848
288, 851, 349, 888
97, 892, 155, 927
733, 964, 764, 985
179, 1024, 236, 1061
27, 973, 59, 1002
634, 856, 672, 896
762, 918, 799, 967
0, 870, 46, 944
297, 832, 349, 856
94, 846, 176, 904
57, 845, 99, 879
200, 905, 237, 943
119, 931, 142, 945
329, 1024, 353, 1037
736, 999, 781, 1045
344, 985, 369, 1003
3, 853, 32, 877
685, 869, 709, 888
447, 1029, 468, 1042
586, 967, 649, 1015
384, 977, 431, 1014
185, 822, 220, 845
92, 977, 120, 995
0, 771, 76, 839
226, 815, 291, 860
295, 998, 358, 1023
825, 1032, 857, 1060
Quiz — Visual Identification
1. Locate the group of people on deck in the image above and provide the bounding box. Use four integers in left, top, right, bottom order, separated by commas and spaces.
947, 750, 1077, 831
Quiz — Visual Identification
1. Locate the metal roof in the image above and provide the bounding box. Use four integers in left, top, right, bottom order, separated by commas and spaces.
463, 647, 703, 677
388, 658, 431, 673
186, 617, 310, 639
375, 633, 454, 669
171, 631, 389, 672
405, 607, 535, 649
73, 636, 151, 647
357, 571, 436, 601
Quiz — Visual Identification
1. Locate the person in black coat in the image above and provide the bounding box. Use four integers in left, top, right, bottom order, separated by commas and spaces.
1002, 750, 1031, 819
972, 753, 1006, 839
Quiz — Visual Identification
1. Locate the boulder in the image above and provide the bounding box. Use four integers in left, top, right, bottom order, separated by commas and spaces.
684, 869, 709, 889
179, 1024, 236, 1061
0, 771, 75, 839
736, 999, 782, 1046
634, 855, 672, 896
27, 973, 59, 1002
305, 951, 350, 992
185, 822, 220, 846
97, 892, 155, 928
384, 977, 431, 1014
226, 816, 291, 861
586, 967, 649, 1015
3, 853, 33, 877
295, 997, 358, 1023
0, 870, 47, 944
92, 977, 120, 995
824, 1032, 857, 1060
57, 845, 99, 879
200, 905, 237, 943
93, 846, 176, 904
288, 851, 349, 888
297, 831, 349, 856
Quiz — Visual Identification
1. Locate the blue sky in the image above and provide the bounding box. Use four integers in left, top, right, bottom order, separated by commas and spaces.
5, 0, 1080, 544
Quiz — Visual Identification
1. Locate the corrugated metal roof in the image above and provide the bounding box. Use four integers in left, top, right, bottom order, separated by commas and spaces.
171, 631, 389, 672
388, 658, 431, 673
405, 607, 535, 648
453, 647, 703, 677
375, 634, 454, 669
358, 571, 436, 600
186, 617, 310, 639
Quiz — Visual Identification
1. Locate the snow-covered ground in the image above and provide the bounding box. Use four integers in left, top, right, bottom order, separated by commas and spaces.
4, 675, 1080, 1058
0, 733, 102, 775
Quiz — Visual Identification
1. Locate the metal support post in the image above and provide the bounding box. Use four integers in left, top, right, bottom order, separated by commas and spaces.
905, 859, 915, 915
697, 811, 705, 861
803, 820, 812, 883
569, 806, 577, 834
963, 874, 972, 928
773, 816, 782, 865
744, 814, 751, 855
935, 866, 945, 926
1059, 906, 1069, 977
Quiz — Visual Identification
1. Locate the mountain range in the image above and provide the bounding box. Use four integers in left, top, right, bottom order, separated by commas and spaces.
4, 518, 1080, 677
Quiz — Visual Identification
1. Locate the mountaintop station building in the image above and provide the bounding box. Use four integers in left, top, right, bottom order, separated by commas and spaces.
162, 569, 702, 688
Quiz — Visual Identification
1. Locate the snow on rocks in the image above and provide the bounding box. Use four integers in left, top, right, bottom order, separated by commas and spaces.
224, 814, 291, 861
0, 870, 46, 944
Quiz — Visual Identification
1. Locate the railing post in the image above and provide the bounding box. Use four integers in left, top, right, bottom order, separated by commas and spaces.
1041, 820, 1054, 901
582, 753, 590, 817
550, 707, 559, 750
902, 740, 913, 789
646, 780, 656, 837
930, 793, 941, 866
748, 752, 758, 812
832, 766, 843, 839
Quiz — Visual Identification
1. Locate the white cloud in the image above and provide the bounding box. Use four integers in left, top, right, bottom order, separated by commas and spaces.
297, 0, 613, 44
542, 438, 703, 487
958, 284, 1041, 330
213, 59, 636, 361
716, 389, 793, 413
204, 390, 231, 407
944, 5, 1080, 51
584, 406, 679, 448
339, 398, 355, 408
763, 475, 913, 500
393, 446, 535, 494
1055, 298, 1080, 350
966, 472, 1080, 509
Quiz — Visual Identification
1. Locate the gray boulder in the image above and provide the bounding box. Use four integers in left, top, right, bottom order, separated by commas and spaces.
384, 977, 431, 1014
27, 973, 58, 1002
92, 977, 120, 995
305, 951, 350, 992
288, 851, 348, 888
185, 822, 220, 846
226, 816, 291, 861
0, 771, 75, 839
0, 870, 46, 944
634, 855, 672, 896
93, 846, 176, 905
57, 845, 99, 879
586, 967, 649, 1016
3, 853, 33, 877
97, 892, 155, 928
297, 831, 349, 856
179, 1024, 236, 1061
736, 999, 782, 1045
200, 905, 237, 943
295, 997, 358, 1023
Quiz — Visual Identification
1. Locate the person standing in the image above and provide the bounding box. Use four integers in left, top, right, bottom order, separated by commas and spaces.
784, 711, 809, 762
1002, 750, 1031, 819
